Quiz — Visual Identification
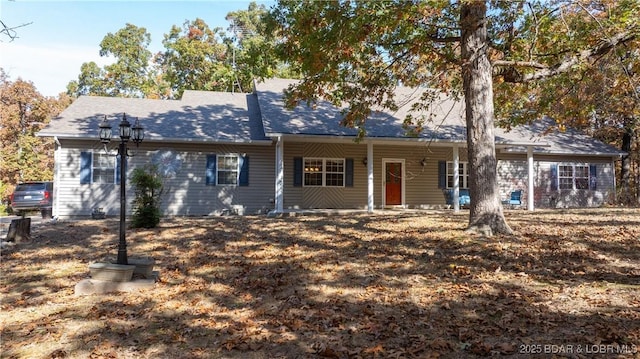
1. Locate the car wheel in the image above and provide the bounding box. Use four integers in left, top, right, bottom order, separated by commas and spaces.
41, 209, 53, 219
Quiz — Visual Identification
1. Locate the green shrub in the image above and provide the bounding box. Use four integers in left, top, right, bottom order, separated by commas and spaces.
130, 165, 163, 228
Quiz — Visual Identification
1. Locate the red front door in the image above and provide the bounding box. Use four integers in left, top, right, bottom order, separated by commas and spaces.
385, 162, 402, 205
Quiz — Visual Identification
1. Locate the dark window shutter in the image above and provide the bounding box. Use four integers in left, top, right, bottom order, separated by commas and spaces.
345, 158, 354, 187
206, 154, 217, 186
550, 163, 558, 191
438, 161, 446, 188
293, 157, 303, 187
80, 151, 92, 184
239, 155, 249, 186
589, 164, 597, 190
115, 155, 121, 185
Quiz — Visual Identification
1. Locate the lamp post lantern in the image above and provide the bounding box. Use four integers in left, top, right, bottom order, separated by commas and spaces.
98, 113, 144, 265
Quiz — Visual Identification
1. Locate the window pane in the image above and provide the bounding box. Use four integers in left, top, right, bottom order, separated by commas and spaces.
218, 156, 238, 171
575, 166, 589, 177
575, 178, 589, 189
93, 169, 115, 184
304, 159, 322, 173
325, 159, 344, 187
446, 161, 468, 189
558, 165, 573, 190
326, 173, 344, 186
304, 159, 324, 186
447, 162, 456, 176
326, 159, 344, 173
218, 171, 238, 185
93, 153, 115, 184
559, 165, 573, 177
575, 165, 589, 189
559, 178, 573, 190
304, 173, 322, 186
216, 155, 238, 185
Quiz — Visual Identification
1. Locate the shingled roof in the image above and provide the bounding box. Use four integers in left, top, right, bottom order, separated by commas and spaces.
39, 79, 624, 157
38, 91, 270, 144
254, 78, 624, 156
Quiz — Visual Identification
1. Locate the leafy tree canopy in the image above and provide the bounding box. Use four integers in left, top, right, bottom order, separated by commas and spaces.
267, 0, 639, 234
67, 2, 290, 99
0, 69, 71, 200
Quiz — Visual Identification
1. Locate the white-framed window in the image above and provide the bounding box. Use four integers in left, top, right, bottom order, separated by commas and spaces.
92, 152, 116, 184
446, 161, 469, 189
217, 155, 239, 185
304, 158, 345, 187
558, 163, 589, 190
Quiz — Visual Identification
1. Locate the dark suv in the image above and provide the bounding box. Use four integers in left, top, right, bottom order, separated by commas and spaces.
10, 181, 54, 218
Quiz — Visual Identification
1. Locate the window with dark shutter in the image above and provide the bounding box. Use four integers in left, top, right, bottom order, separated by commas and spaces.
239, 155, 249, 186
206, 154, 217, 186
293, 157, 303, 187
345, 158, 354, 187
80, 152, 92, 184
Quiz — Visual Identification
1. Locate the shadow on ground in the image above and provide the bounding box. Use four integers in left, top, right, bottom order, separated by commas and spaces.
1, 208, 639, 358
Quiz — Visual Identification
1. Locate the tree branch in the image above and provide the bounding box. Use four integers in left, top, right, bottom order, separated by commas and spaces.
427, 35, 461, 43
497, 27, 639, 83
0, 20, 32, 42
492, 60, 547, 69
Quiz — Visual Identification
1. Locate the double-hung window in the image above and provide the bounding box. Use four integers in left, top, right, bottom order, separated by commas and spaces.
92, 152, 116, 184
217, 155, 239, 185
558, 164, 589, 190
205, 154, 249, 186
304, 158, 345, 187
446, 161, 469, 189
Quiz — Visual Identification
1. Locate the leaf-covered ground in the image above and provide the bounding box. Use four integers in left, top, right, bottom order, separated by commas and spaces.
1, 208, 639, 358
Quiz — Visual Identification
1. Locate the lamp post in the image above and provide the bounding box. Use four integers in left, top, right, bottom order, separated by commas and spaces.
99, 113, 144, 265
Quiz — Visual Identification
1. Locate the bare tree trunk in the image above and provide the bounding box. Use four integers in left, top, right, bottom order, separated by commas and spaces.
619, 118, 633, 205
460, 2, 513, 236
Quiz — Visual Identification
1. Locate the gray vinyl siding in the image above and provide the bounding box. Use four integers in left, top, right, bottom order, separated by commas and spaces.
497, 160, 529, 204
534, 158, 615, 208
282, 143, 617, 210
53, 140, 275, 218
52, 138, 619, 217
53, 141, 120, 218
497, 155, 615, 208
156, 145, 275, 216
282, 142, 458, 209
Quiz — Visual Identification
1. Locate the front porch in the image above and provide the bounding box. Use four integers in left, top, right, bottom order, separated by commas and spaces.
270, 138, 537, 214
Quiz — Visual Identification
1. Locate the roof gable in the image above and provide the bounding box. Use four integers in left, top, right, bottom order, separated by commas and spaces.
39, 91, 269, 143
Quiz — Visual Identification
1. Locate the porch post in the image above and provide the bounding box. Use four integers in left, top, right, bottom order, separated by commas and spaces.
275, 136, 284, 213
527, 145, 534, 211
453, 145, 460, 212
367, 141, 374, 213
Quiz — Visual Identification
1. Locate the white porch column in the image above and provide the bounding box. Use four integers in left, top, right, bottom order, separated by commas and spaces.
527, 145, 535, 211
453, 145, 460, 212
367, 141, 374, 213
275, 136, 284, 213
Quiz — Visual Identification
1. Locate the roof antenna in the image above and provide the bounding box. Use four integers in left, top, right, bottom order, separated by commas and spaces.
229, 17, 244, 93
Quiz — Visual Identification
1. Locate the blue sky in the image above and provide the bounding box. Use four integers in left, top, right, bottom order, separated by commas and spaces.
0, 0, 274, 96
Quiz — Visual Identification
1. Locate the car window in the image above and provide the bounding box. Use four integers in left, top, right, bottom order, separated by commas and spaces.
16, 183, 47, 191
